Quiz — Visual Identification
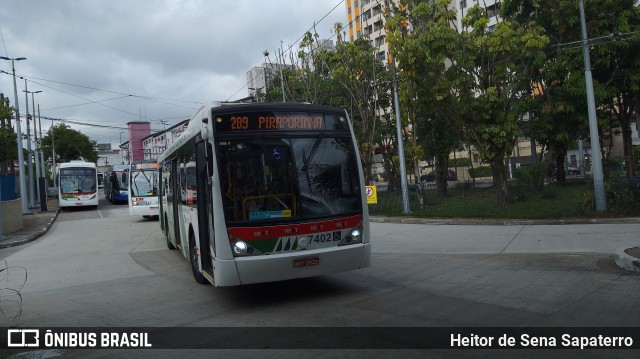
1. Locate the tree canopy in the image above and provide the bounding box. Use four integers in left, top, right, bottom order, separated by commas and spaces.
40, 123, 98, 164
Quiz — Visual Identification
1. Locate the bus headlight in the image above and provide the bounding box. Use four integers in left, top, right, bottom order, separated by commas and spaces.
233, 241, 248, 255
339, 221, 364, 246
228, 233, 263, 257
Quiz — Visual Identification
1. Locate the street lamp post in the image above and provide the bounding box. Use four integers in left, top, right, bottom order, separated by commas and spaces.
25, 87, 43, 205
38, 104, 46, 180
579, 0, 606, 212
27, 89, 46, 211
0, 56, 29, 214
51, 118, 56, 186
22, 79, 36, 208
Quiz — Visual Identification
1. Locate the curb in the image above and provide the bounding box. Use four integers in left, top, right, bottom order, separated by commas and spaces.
370, 216, 640, 226
614, 247, 640, 273
0, 208, 60, 249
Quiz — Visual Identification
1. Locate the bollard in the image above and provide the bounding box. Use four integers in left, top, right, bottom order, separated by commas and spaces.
39, 177, 48, 212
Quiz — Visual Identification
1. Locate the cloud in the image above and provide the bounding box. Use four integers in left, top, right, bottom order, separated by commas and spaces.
0, 0, 345, 144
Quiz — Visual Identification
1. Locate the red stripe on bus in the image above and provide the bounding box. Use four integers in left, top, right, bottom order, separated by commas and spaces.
227, 214, 362, 240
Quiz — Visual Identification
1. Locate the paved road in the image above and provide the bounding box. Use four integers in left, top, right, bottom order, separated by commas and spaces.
1, 194, 639, 358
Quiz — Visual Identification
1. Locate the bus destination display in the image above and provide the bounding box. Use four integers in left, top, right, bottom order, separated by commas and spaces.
133, 162, 159, 170
214, 112, 347, 133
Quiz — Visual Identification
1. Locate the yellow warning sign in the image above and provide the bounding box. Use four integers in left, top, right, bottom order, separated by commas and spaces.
365, 186, 377, 204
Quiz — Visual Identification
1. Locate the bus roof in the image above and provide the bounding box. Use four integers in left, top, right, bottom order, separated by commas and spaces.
157, 102, 348, 164
59, 161, 96, 168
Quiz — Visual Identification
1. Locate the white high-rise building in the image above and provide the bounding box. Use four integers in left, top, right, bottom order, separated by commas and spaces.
456, 0, 502, 32
344, 0, 500, 50
345, 0, 391, 61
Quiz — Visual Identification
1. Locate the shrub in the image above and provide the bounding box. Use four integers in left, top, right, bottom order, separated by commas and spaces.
468, 166, 491, 178
510, 163, 545, 201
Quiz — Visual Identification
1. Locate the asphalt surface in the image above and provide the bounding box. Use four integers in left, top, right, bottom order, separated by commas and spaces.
0, 198, 639, 273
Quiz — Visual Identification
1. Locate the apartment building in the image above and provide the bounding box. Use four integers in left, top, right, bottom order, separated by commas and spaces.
246, 62, 295, 99
141, 119, 189, 161
345, 0, 391, 62
456, 0, 502, 31
344, 0, 502, 60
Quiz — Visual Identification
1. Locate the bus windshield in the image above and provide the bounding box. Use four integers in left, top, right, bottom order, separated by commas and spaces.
130, 169, 158, 197
113, 171, 129, 191
60, 168, 97, 194
217, 134, 362, 223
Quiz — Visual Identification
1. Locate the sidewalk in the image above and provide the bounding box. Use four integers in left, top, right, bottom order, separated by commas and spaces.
0, 199, 637, 273
0, 198, 59, 249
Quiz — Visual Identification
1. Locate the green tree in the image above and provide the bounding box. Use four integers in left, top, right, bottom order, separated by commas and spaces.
389, 0, 547, 204
458, 4, 548, 204
504, 0, 640, 181
0, 127, 18, 171
40, 124, 98, 164
386, 0, 464, 195
266, 26, 393, 186
0, 95, 17, 175
589, 1, 640, 177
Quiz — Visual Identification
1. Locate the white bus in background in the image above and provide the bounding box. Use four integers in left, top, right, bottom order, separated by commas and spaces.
129, 160, 160, 218
58, 161, 99, 208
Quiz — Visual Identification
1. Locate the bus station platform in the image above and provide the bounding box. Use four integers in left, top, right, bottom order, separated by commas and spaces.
0, 199, 638, 274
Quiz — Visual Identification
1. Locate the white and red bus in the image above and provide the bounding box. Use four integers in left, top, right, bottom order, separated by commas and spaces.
129, 160, 160, 218
158, 102, 370, 286
57, 161, 99, 208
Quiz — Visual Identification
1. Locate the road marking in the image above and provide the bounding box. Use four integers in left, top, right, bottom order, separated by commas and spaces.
98, 209, 104, 219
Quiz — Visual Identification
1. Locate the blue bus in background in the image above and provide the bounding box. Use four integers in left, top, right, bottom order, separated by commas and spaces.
104, 164, 129, 203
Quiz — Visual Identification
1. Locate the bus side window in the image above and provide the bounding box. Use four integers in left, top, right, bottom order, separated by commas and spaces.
179, 159, 186, 203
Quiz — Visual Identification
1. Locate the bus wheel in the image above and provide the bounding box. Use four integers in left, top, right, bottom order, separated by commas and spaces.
189, 232, 209, 285
165, 216, 176, 250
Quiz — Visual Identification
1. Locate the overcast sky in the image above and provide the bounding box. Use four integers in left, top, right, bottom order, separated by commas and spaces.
0, 0, 345, 147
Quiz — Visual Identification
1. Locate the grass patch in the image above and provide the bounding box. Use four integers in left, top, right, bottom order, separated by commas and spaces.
368, 181, 639, 219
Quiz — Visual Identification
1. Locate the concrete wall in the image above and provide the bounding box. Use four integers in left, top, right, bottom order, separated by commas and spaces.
1, 199, 23, 235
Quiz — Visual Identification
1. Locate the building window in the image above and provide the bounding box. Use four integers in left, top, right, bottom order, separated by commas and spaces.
487, 4, 499, 18
374, 20, 384, 32
372, 4, 382, 16
362, 9, 371, 21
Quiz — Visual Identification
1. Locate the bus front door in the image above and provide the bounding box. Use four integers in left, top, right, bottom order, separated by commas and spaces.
196, 141, 213, 274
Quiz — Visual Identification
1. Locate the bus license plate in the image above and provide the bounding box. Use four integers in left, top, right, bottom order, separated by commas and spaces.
293, 257, 319, 268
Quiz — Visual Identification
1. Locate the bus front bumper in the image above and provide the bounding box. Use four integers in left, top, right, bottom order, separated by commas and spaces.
213, 243, 371, 287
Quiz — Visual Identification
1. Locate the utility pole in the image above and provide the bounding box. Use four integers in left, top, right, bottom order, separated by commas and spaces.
392, 63, 410, 214
51, 118, 56, 188
278, 42, 286, 103
579, 0, 606, 212
38, 104, 46, 179
0, 56, 29, 214
22, 79, 35, 208
26, 88, 43, 205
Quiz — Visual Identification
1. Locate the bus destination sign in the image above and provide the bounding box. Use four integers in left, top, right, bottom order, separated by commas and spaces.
215, 113, 326, 132
134, 162, 160, 170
